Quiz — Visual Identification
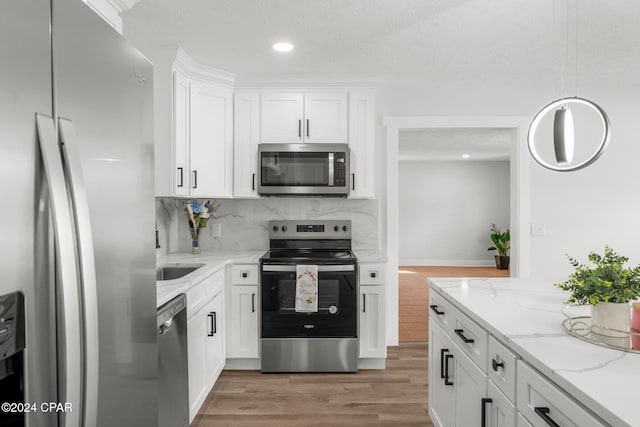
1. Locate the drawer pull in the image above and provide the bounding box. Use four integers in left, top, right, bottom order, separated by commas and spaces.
242, 272, 248, 278
454, 328, 475, 344
492, 358, 504, 371
534, 407, 560, 427
481, 398, 492, 427
429, 304, 445, 315
444, 354, 454, 386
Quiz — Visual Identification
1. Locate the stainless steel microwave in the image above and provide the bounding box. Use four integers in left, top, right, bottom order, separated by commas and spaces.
258, 143, 350, 196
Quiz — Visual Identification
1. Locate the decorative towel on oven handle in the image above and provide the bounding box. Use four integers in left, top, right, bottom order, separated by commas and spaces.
295, 264, 318, 313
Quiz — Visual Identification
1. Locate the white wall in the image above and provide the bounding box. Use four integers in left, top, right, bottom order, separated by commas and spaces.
399, 160, 509, 266
378, 80, 640, 281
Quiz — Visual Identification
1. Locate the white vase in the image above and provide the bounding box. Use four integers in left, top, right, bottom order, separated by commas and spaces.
591, 302, 630, 348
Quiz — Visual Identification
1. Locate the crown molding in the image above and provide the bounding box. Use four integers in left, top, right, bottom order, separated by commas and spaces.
173, 48, 235, 88
234, 73, 383, 91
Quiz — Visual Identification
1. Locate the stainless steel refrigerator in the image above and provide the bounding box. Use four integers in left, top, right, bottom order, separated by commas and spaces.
1, 0, 157, 426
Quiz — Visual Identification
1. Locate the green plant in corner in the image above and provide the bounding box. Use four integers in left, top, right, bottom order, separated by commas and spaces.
554, 246, 640, 305
487, 224, 510, 257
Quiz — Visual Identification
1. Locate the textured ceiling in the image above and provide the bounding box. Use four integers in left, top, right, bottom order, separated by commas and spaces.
122, 0, 640, 86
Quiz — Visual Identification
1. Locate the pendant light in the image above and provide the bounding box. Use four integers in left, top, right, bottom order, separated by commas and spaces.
527, 0, 611, 172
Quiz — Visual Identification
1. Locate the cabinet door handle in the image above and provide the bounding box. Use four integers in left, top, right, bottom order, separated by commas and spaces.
439, 348, 449, 379
429, 304, 445, 316
362, 294, 366, 312
444, 354, 454, 386
306, 119, 310, 138
177, 167, 184, 187
252, 293, 255, 313
492, 358, 504, 372
454, 328, 475, 344
351, 173, 355, 190
481, 398, 492, 427
192, 170, 198, 189
534, 407, 560, 427
298, 119, 302, 139
207, 313, 215, 336
252, 173, 255, 191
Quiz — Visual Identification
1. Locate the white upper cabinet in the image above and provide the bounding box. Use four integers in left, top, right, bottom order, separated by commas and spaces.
233, 92, 260, 198
348, 92, 376, 198
153, 48, 234, 197
260, 92, 348, 143
260, 93, 304, 143
304, 93, 348, 143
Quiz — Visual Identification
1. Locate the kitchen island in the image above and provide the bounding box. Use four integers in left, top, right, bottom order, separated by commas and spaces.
429, 277, 639, 427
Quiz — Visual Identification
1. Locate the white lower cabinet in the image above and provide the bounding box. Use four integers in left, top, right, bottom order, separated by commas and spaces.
186, 271, 225, 422
359, 284, 386, 358
227, 284, 259, 358
430, 287, 606, 427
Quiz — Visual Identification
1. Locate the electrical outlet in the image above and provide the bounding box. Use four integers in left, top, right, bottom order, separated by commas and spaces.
212, 223, 221, 237
531, 223, 546, 236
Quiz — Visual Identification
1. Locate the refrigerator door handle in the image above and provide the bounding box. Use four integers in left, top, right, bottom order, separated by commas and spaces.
58, 117, 99, 427
35, 113, 83, 427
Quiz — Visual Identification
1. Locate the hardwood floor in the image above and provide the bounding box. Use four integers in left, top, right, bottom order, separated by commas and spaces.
193, 266, 508, 426
399, 266, 509, 342
193, 342, 433, 427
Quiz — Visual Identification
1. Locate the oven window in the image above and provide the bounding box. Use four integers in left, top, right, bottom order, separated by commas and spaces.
260, 152, 329, 186
261, 270, 357, 338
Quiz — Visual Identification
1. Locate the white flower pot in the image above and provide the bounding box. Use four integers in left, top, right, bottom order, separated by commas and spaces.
591, 302, 630, 348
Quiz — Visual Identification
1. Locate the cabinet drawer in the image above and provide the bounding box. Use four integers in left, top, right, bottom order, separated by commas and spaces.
451, 310, 488, 373
428, 290, 455, 333
488, 336, 517, 403
231, 264, 259, 285
517, 361, 605, 427
359, 264, 385, 285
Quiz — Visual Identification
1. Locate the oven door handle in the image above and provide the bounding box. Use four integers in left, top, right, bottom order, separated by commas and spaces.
261, 265, 355, 272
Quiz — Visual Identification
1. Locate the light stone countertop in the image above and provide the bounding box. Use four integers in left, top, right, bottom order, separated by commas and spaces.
353, 249, 388, 263
428, 277, 639, 427
156, 250, 264, 307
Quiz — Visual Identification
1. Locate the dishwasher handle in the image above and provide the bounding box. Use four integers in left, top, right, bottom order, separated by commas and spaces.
159, 318, 173, 336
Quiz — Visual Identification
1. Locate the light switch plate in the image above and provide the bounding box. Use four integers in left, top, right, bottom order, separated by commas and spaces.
531, 223, 546, 236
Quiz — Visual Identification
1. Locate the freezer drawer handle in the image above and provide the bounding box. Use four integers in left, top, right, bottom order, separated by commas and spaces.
454, 328, 475, 344
534, 407, 560, 427
429, 304, 445, 316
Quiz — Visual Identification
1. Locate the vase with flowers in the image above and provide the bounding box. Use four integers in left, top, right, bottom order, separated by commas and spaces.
184, 200, 218, 254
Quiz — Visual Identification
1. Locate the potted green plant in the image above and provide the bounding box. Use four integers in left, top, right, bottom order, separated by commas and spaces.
555, 246, 640, 348
487, 224, 510, 270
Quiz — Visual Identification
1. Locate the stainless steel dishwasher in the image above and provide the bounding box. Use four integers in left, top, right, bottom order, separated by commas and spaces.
158, 294, 189, 427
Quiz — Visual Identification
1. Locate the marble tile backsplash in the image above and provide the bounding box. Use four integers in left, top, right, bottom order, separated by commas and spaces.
156, 197, 380, 254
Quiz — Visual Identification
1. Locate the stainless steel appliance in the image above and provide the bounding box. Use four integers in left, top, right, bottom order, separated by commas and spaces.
258, 143, 350, 196
1, 1, 157, 425
158, 294, 188, 427
260, 220, 358, 372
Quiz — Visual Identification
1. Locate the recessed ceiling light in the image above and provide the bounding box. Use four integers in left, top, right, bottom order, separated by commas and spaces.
272, 42, 294, 52
462, 154, 470, 159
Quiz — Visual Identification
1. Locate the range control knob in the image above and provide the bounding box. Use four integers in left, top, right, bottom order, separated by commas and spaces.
282, 225, 288, 232
334, 225, 339, 232
343, 225, 348, 232
272, 226, 278, 232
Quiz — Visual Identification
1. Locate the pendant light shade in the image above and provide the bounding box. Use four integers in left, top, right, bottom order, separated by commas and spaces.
553, 106, 574, 164
528, 97, 610, 172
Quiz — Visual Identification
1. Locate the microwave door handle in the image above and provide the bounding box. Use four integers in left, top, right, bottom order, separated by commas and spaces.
328, 152, 334, 186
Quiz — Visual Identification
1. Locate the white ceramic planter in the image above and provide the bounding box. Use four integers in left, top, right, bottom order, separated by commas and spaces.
591, 302, 630, 348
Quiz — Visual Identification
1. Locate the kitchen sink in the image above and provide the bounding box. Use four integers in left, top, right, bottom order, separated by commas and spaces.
156, 263, 205, 281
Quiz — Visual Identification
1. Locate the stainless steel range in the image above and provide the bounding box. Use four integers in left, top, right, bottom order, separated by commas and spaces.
260, 220, 358, 372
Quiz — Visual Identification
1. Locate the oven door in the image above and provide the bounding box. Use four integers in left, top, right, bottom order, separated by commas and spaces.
261, 264, 357, 338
